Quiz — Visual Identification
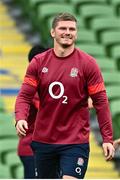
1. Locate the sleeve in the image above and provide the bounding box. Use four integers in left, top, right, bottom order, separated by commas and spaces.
15, 58, 39, 122
32, 94, 40, 110
86, 59, 113, 144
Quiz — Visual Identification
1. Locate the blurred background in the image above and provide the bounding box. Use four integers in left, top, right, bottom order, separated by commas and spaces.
0, 0, 120, 178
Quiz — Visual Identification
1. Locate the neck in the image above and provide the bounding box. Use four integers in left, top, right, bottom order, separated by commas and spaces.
54, 43, 75, 57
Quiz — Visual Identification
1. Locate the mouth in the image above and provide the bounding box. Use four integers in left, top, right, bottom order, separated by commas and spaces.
62, 35, 72, 39
62, 35, 72, 40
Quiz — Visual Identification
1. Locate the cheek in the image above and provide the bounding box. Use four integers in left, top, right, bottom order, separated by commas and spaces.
74, 34, 77, 40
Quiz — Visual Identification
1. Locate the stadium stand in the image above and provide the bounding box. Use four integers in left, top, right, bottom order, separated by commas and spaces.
77, 29, 97, 43
0, 98, 5, 112
76, 43, 106, 57
100, 30, 120, 46
110, 99, 120, 139
0, 164, 12, 178
77, 4, 115, 28
90, 17, 120, 44
108, 0, 120, 15
106, 85, 120, 101
90, 17, 120, 35
96, 57, 117, 71
13, 164, 23, 179
23, 0, 70, 15
0, 139, 18, 162
102, 71, 120, 85
110, 45, 120, 70
98, 30, 120, 58
0, 0, 120, 178
3, 150, 22, 166
71, 0, 108, 14
78, 4, 115, 17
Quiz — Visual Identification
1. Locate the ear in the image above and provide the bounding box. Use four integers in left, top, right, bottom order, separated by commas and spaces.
50, 28, 55, 38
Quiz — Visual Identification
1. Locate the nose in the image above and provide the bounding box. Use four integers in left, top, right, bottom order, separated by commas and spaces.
66, 28, 70, 34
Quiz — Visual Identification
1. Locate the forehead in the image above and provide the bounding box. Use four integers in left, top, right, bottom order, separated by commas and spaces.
56, 20, 76, 28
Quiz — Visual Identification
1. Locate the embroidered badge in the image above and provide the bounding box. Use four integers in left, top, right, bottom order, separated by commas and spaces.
70, 68, 78, 77
77, 157, 84, 166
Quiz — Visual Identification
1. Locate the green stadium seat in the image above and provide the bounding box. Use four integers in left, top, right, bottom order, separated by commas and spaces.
108, 0, 120, 15
0, 139, 18, 159
90, 17, 120, 32
102, 71, 120, 85
96, 57, 117, 71
76, 43, 106, 57
70, 0, 107, 4
109, 45, 120, 70
110, 45, 120, 60
78, 4, 115, 27
14, 164, 23, 179
77, 29, 97, 43
37, 3, 75, 23
110, 99, 120, 139
0, 112, 13, 122
3, 151, 21, 166
21, 0, 69, 17
0, 120, 16, 138
76, 15, 86, 29
0, 164, 12, 178
70, 0, 108, 14
0, 98, 5, 112
100, 31, 120, 57
28, 0, 69, 8
100, 30, 120, 46
106, 85, 120, 101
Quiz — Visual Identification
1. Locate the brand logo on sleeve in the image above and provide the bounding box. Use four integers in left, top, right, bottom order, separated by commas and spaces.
42, 67, 48, 73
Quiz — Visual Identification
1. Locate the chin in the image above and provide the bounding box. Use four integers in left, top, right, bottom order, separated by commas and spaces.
61, 41, 73, 47
62, 44, 71, 48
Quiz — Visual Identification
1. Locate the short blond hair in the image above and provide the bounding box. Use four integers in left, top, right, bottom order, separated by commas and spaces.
52, 12, 77, 29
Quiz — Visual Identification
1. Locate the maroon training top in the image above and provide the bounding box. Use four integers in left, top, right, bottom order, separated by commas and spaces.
15, 48, 113, 144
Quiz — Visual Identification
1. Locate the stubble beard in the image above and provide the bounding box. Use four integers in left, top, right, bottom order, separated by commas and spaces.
60, 38, 75, 48
55, 35, 75, 49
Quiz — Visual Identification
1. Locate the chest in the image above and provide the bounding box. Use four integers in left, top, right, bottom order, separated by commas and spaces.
41, 60, 85, 87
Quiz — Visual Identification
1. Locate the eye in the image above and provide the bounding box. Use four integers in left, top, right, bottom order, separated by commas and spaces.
69, 28, 76, 31
59, 27, 66, 30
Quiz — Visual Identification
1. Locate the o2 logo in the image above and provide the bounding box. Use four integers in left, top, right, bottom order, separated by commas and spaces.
75, 167, 81, 175
48, 81, 68, 104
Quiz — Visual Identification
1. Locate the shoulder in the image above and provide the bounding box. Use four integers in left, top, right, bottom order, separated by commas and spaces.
35, 48, 53, 61
75, 48, 95, 61
75, 47, 99, 69
28, 48, 52, 68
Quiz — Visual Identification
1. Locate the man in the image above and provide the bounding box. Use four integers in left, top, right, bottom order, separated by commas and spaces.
17, 45, 47, 178
15, 13, 115, 179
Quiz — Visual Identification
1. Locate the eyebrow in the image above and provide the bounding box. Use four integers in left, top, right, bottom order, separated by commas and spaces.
58, 26, 76, 30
